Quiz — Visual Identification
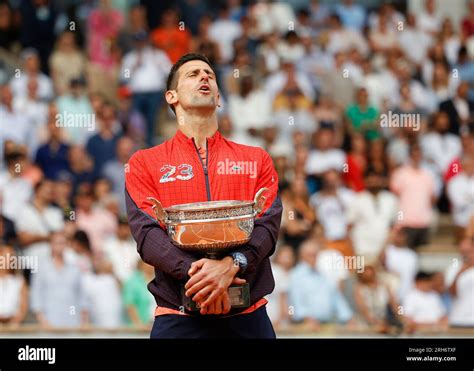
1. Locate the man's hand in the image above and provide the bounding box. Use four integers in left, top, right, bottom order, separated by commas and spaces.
185, 257, 245, 314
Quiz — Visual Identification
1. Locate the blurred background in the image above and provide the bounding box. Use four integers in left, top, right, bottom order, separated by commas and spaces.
0, 0, 473, 338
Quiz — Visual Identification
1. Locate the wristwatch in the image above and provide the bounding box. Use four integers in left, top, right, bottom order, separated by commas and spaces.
228, 252, 248, 275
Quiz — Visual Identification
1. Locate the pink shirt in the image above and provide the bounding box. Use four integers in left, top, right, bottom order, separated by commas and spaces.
87, 9, 124, 68
390, 165, 435, 227
76, 208, 118, 253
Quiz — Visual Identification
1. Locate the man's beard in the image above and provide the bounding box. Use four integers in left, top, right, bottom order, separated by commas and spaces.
190, 95, 216, 109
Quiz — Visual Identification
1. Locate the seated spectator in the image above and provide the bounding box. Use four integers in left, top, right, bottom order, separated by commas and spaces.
0, 146, 33, 224
103, 136, 135, 215
75, 184, 118, 253
354, 264, 399, 332
447, 156, 474, 240
446, 238, 474, 327
0, 246, 28, 326
0, 198, 16, 245
432, 271, 451, 313
267, 244, 295, 329
347, 169, 398, 260
123, 260, 155, 326
310, 169, 354, 257
380, 227, 419, 302
151, 8, 191, 64
390, 143, 437, 249
82, 255, 123, 328
280, 176, 316, 251
305, 127, 346, 193
55, 77, 95, 145
439, 81, 473, 136
16, 179, 64, 263
116, 86, 146, 146
30, 231, 89, 328
104, 217, 139, 283
66, 146, 96, 194
345, 87, 380, 141
343, 133, 367, 192
402, 271, 448, 332
49, 30, 86, 96
288, 240, 353, 330
68, 230, 93, 273
9, 48, 53, 101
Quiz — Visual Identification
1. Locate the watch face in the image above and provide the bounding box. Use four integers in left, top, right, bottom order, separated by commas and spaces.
233, 252, 247, 269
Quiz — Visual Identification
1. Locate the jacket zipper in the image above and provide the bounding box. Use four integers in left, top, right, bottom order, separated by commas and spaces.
193, 139, 211, 201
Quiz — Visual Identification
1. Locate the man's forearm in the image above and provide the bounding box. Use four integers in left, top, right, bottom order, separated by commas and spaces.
126, 190, 196, 281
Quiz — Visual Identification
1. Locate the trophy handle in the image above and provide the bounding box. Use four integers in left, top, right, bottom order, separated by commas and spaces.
147, 197, 168, 223
254, 187, 269, 214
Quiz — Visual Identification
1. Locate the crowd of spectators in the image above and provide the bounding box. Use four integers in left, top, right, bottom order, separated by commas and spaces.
0, 0, 473, 334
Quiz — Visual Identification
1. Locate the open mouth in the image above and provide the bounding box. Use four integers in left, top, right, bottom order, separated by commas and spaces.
198, 84, 211, 93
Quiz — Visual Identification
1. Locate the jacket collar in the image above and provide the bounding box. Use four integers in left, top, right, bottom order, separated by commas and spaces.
174, 128, 222, 148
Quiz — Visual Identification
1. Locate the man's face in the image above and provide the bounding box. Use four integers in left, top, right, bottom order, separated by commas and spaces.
167, 60, 220, 114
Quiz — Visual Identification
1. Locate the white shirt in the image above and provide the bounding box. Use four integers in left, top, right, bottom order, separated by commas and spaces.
397, 27, 432, 65
15, 203, 64, 260
208, 18, 242, 63
347, 191, 398, 259
305, 149, 346, 175
403, 288, 446, 324
82, 273, 122, 328
266, 264, 290, 323
420, 132, 462, 175
0, 172, 33, 223
447, 173, 474, 227
316, 249, 349, 286
9, 73, 53, 101
0, 275, 23, 318
449, 267, 474, 326
0, 107, 31, 162
228, 89, 272, 147
417, 12, 441, 36
385, 244, 419, 301
104, 236, 139, 283
264, 70, 315, 103
121, 47, 171, 93
310, 188, 354, 240
453, 97, 470, 122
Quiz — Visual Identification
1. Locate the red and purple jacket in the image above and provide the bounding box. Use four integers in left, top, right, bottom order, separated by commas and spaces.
125, 129, 282, 314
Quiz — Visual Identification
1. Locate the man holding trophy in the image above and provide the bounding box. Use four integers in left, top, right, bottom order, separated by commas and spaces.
125, 54, 282, 338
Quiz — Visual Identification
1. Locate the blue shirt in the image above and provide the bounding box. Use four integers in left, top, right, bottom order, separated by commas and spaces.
35, 142, 70, 180
335, 4, 366, 31
86, 133, 120, 177
288, 262, 353, 323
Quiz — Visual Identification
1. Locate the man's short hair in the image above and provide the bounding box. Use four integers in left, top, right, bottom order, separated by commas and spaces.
166, 53, 215, 113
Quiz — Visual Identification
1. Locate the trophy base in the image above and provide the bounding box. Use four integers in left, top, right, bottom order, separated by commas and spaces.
182, 283, 250, 312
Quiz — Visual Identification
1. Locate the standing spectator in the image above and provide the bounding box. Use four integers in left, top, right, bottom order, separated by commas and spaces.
123, 260, 155, 327
288, 241, 353, 330
390, 144, 437, 249
9, 48, 53, 101
208, 4, 242, 64
347, 169, 398, 260
402, 271, 448, 332
380, 227, 419, 301
447, 156, 474, 241
86, 101, 121, 176
82, 255, 123, 328
310, 169, 354, 257
49, 31, 86, 96
75, 184, 117, 253
30, 231, 89, 328
267, 245, 295, 329
86, 0, 124, 100
120, 30, 171, 145
104, 217, 139, 283
354, 264, 399, 331
35, 118, 70, 180
0, 246, 28, 326
151, 8, 191, 64
16, 179, 65, 262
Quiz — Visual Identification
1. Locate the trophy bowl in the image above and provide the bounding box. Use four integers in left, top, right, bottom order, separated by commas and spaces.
147, 188, 269, 256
